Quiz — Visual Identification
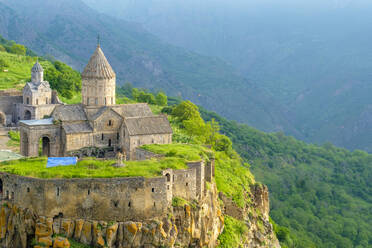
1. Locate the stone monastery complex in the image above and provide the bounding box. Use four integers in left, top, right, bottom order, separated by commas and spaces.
0, 44, 173, 160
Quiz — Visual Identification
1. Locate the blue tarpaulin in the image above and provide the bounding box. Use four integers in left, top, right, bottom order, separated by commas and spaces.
47, 157, 77, 168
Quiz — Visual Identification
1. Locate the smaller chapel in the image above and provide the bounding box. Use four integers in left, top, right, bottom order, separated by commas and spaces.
17, 44, 172, 160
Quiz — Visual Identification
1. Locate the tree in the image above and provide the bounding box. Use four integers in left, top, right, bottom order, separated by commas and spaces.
44, 61, 81, 99
10, 44, 26, 55
172, 101, 201, 122
0, 45, 5, 52
156, 92, 167, 106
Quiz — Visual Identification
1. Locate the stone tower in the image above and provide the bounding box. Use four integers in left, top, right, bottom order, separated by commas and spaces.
81, 44, 116, 106
31, 61, 44, 83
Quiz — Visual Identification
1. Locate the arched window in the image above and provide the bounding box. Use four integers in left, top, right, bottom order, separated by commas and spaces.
101, 134, 104, 140
26, 97, 29, 104
104, 98, 107, 105
108, 120, 113, 126
166, 173, 171, 182
46, 97, 48, 104
108, 139, 112, 147
36, 99, 39, 105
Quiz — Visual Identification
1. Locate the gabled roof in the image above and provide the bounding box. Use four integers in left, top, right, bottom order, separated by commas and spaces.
63, 122, 93, 134
91, 106, 123, 121
112, 103, 153, 118
124, 115, 173, 136
24, 81, 51, 93
52, 104, 87, 122
81, 45, 115, 79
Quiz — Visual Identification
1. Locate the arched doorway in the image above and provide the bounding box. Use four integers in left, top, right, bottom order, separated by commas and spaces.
24, 110, 31, 120
0, 112, 5, 126
40, 136, 50, 157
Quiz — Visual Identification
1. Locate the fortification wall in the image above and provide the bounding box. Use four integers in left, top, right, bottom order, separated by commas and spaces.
0, 159, 209, 223
0, 173, 169, 221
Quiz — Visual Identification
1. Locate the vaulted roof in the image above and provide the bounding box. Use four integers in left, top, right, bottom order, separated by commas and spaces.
52, 104, 87, 122
81, 45, 115, 79
124, 115, 173, 136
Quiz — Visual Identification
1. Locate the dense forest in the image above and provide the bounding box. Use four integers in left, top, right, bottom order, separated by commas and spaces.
200, 108, 372, 248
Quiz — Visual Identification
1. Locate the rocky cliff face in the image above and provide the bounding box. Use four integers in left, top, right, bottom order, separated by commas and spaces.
220, 184, 280, 248
0, 183, 279, 247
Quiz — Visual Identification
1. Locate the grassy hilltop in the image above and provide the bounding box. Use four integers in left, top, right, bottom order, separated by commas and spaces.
1, 37, 371, 247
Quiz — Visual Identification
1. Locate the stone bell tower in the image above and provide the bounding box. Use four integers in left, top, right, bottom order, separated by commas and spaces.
81, 43, 116, 106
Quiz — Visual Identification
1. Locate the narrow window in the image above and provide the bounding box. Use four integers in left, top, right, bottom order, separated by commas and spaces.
117, 133, 119, 140
57, 187, 60, 196
26, 97, 29, 104
104, 98, 107, 105
108, 120, 112, 126
101, 134, 104, 140
46, 97, 48, 104
36, 99, 38, 105
108, 139, 112, 147
152, 188, 155, 192
153, 202, 156, 207
27, 187, 30, 193
88, 189, 90, 195
166, 173, 171, 182
87, 97, 89, 105
128, 202, 131, 207
111, 97, 113, 104
186, 183, 188, 186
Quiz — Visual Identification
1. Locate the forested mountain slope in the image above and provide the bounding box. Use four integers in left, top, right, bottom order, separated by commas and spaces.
82, 0, 372, 152
201, 108, 372, 248
0, 0, 300, 136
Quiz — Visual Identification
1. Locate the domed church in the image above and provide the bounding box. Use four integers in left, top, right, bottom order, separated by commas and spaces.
18, 45, 172, 160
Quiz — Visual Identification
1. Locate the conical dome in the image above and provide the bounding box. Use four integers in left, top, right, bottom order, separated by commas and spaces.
31, 61, 43, 72
82, 45, 116, 79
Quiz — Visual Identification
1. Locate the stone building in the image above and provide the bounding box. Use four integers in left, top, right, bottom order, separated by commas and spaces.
19, 45, 172, 159
0, 61, 61, 127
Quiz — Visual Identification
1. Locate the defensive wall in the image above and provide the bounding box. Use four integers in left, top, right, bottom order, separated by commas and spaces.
0, 159, 215, 222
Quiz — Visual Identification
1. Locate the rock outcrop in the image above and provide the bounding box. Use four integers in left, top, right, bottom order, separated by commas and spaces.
220, 184, 280, 248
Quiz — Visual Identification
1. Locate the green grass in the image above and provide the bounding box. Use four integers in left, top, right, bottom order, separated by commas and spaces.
218, 216, 248, 248
141, 143, 213, 162
214, 151, 255, 208
6, 131, 20, 148
0, 157, 187, 179
0, 51, 53, 90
